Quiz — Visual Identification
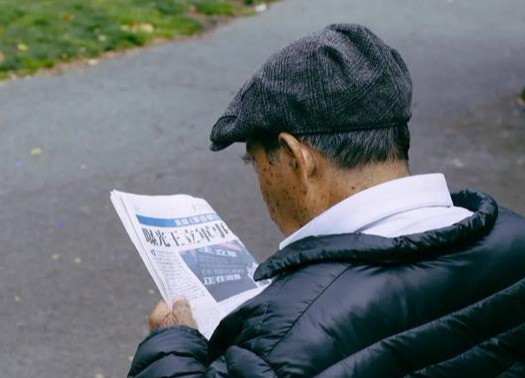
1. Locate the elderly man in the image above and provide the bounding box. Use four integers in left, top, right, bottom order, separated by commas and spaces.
128, 24, 525, 377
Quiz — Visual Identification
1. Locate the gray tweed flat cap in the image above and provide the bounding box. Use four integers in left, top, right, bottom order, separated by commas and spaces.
210, 23, 412, 151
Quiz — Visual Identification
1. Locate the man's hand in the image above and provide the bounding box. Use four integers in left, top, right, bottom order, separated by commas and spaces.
148, 296, 198, 332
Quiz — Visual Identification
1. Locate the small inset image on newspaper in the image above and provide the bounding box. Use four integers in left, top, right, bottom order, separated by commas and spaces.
179, 240, 258, 302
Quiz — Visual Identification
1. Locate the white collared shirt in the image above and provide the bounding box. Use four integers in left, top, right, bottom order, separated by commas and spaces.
279, 174, 473, 250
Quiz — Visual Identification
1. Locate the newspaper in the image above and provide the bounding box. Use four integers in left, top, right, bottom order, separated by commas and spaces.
111, 190, 269, 338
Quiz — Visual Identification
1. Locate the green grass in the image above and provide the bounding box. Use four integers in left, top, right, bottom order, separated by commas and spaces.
0, 0, 263, 80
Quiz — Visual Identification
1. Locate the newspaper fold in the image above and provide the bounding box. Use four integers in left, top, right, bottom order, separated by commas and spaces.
111, 190, 268, 339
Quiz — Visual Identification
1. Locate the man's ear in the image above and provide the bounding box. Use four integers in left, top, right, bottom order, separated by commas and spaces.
278, 133, 316, 179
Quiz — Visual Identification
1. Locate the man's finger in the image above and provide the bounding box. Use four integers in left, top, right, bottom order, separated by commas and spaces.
150, 300, 170, 319
147, 297, 198, 331
172, 296, 191, 310
172, 296, 198, 329
148, 300, 171, 331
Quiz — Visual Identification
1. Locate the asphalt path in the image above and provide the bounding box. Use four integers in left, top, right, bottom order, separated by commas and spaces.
0, 0, 524, 377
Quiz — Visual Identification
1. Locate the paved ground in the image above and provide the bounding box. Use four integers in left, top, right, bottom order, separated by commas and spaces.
0, 0, 524, 377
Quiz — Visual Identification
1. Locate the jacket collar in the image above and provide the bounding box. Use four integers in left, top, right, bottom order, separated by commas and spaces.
254, 190, 498, 281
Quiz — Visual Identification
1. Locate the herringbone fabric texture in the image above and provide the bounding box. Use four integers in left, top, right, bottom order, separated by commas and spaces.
210, 23, 412, 151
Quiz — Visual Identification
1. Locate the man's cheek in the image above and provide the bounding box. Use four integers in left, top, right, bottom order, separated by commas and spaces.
258, 182, 282, 223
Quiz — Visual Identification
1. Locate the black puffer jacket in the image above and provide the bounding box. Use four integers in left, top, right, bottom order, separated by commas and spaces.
128, 191, 525, 377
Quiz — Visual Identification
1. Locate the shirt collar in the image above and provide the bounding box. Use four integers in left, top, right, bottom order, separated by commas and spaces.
279, 173, 453, 250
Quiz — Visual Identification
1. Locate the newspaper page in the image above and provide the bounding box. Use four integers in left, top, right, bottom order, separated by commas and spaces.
111, 190, 269, 338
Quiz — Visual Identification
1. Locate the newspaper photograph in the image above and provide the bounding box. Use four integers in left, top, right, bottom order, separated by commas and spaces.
110, 190, 268, 338
179, 240, 260, 302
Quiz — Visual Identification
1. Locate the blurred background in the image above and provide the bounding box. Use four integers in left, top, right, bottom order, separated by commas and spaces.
0, 0, 524, 377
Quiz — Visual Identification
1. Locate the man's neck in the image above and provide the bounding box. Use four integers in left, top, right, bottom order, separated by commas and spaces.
320, 160, 411, 218
284, 160, 410, 236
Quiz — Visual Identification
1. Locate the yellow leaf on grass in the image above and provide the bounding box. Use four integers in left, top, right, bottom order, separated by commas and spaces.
62, 13, 75, 22
139, 23, 155, 33
17, 43, 29, 52
0, 51, 4, 64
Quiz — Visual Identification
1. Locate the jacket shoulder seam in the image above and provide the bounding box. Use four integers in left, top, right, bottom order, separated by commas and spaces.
252, 273, 294, 350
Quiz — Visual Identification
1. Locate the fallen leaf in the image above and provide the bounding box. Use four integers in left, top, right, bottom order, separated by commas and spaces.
452, 158, 465, 168
255, 3, 268, 12
51, 254, 60, 260
94, 374, 105, 378
188, 5, 198, 13
87, 59, 99, 66
139, 23, 155, 33
62, 13, 75, 22
17, 43, 29, 52
0, 51, 4, 64
30, 147, 44, 156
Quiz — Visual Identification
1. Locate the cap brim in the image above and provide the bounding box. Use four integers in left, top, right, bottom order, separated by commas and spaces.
209, 141, 234, 151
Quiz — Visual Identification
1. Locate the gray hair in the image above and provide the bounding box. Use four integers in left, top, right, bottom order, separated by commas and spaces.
253, 124, 410, 169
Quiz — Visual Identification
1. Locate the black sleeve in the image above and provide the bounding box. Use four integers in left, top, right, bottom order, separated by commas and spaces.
128, 326, 276, 378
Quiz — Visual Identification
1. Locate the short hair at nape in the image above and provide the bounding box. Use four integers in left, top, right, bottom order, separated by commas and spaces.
299, 125, 410, 169
252, 124, 410, 169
